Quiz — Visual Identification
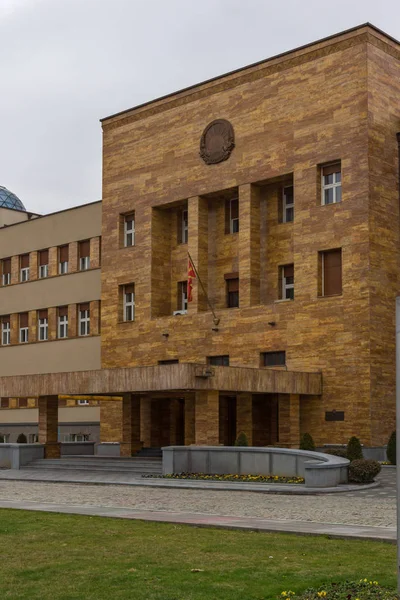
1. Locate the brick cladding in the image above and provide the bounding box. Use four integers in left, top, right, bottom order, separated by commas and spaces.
100, 30, 400, 448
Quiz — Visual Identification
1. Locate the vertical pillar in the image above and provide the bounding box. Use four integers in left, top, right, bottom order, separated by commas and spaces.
195, 390, 219, 445
184, 395, 195, 445
90, 236, 101, 269
48, 307, 57, 341
100, 398, 123, 442
169, 399, 180, 446
29, 251, 38, 281
11, 255, 19, 285
120, 394, 141, 457
68, 304, 77, 338
140, 397, 152, 447
38, 395, 60, 458
90, 300, 100, 336
236, 393, 253, 446
239, 183, 260, 307
278, 394, 300, 448
69, 241, 78, 273
188, 196, 209, 312
49, 246, 58, 277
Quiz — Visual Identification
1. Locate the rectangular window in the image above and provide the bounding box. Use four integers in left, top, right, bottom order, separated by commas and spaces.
177, 281, 188, 313
1, 398, 9, 409
262, 351, 286, 367
320, 249, 342, 296
78, 303, 90, 336
225, 274, 239, 308
78, 399, 89, 405
18, 398, 28, 408
38, 250, 49, 278
321, 162, 342, 205
124, 213, 135, 247
282, 186, 294, 223
123, 285, 135, 322
63, 433, 90, 442
281, 264, 294, 300
158, 360, 179, 365
2, 258, 11, 286
177, 209, 188, 244
19, 312, 29, 343
0, 434, 10, 443
28, 433, 39, 443
58, 306, 68, 339
208, 355, 230, 366
38, 310, 48, 341
20, 254, 30, 282
1, 317, 10, 346
79, 240, 90, 271
59, 245, 69, 274
225, 198, 239, 234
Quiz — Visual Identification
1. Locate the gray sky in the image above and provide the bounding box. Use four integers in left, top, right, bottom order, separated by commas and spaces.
1, 0, 399, 214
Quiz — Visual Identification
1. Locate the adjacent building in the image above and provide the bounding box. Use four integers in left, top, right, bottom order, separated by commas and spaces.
1, 23, 399, 457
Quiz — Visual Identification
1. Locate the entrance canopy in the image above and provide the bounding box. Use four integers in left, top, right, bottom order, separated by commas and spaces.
0, 363, 322, 398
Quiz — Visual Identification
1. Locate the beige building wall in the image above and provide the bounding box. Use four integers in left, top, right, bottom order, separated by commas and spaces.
0, 207, 39, 227
0, 407, 100, 423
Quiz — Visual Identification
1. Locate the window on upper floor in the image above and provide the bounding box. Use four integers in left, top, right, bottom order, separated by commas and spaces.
261, 351, 286, 367
59, 245, 69, 274
123, 213, 135, 247
38, 309, 48, 341
58, 306, 68, 339
225, 274, 239, 308
38, 249, 49, 279
77, 399, 89, 405
18, 398, 28, 408
123, 284, 135, 322
78, 303, 90, 336
20, 254, 30, 282
282, 186, 294, 223
177, 209, 188, 244
208, 355, 230, 366
0, 398, 9, 409
79, 240, 90, 271
321, 162, 341, 205
2, 258, 11, 286
1, 317, 10, 346
177, 281, 188, 313
19, 313, 29, 343
319, 248, 342, 297
225, 198, 239, 234
280, 264, 294, 300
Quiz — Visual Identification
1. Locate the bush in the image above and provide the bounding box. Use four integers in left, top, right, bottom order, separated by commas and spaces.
348, 459, 381, 483
300, 433, 315, 451
323, 447, 348, 459
346, 436, 363, 461
294, 579, 397, 599
16, 433, 27, 444
387, 430, 396, 465
234, 432, 248, 447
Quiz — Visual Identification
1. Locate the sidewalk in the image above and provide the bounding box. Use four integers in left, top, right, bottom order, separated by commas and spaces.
0, 498, 394, 543
0, 468, 380, 495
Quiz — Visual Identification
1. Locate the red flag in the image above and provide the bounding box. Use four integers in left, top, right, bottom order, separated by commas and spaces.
188, 259, 196, 302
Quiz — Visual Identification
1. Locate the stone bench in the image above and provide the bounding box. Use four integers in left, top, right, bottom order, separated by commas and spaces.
162, 446, 349, 488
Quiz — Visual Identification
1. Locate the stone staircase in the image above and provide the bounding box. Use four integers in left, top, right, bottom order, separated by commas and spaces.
25, 456, 162, 477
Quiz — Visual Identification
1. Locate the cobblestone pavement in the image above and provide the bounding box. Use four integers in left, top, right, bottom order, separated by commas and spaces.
0, 470, 395, 528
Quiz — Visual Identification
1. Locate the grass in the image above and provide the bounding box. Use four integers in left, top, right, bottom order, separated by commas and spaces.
0, 509, 396, 600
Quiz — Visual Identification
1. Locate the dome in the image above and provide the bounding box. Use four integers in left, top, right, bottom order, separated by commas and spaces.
0, 186, 26, 211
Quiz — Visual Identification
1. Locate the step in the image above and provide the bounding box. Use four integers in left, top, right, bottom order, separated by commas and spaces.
27, 460, 161, 469
25, 465, 161, 474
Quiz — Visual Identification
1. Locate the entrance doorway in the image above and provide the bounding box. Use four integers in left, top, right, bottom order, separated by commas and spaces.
219, 395, 237, 445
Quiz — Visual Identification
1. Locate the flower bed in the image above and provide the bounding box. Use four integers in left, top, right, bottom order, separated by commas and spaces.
280, 579, 398, 599
142, 472, 305, 484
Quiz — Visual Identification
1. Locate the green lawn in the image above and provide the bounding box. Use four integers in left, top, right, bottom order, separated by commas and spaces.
0, 509, 396, 600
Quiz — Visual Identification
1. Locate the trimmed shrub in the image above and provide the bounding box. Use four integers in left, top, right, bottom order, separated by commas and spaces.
348, 458, 381, 483
322, 447, 348, 459
234, 431, 248, 447
299, 433, 315, 451
16, 433, 27, 444
387, 430, 396, 465
346, 436, 363, 461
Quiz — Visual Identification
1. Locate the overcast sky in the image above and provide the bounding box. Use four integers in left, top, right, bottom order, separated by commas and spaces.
1, 0, 399, 214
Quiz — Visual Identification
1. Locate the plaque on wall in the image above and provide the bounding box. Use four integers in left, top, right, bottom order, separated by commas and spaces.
200, 119, 235, 165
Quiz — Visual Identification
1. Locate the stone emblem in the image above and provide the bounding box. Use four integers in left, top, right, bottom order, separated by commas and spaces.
199, 119, 235, 165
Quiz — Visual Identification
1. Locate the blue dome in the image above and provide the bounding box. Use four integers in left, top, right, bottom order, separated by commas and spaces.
0, 186, 26, 211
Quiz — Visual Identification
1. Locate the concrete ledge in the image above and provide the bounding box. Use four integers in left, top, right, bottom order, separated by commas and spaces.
96, 442, 121, 457
61, 442, 95, 456
162, 446, 349, 488
0, 443, 44, 469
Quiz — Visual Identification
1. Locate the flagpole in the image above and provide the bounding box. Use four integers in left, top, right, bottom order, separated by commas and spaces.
188, 252, 220, 326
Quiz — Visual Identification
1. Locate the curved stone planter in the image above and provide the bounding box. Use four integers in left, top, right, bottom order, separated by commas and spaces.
162, 446, 349, 488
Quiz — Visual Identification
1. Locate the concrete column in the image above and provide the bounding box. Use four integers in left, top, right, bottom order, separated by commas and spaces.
278, 394, 300, 448
188, 196, 208, 312
140, 397, 152, 447
120, 394, 141, 457
195, 390, 219, 445
38, 395, 60, 458
184, 395, 195, 445
239, 183, 260, 307
236, 393, 253, 445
